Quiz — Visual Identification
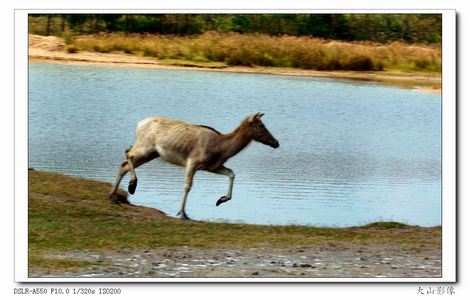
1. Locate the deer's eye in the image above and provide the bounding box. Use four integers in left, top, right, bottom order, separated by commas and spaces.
258, 124, 265, 128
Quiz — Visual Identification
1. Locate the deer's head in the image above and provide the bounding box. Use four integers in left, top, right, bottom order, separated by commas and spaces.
247, 113, 279, 149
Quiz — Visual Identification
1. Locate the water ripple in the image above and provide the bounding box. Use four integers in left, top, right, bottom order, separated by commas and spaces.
29, 63, 441, 227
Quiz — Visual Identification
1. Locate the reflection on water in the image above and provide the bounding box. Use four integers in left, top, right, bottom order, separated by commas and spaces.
29, 62, 441, 227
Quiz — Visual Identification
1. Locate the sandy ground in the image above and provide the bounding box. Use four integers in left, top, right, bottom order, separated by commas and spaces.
28, 35, 441, 94
30, 243, 441, 279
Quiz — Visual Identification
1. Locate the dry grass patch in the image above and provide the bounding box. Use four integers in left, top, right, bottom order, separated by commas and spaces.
69, 32, 441, 73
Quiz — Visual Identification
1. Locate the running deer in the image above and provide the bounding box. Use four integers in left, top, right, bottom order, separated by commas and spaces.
109, 113, 279, 220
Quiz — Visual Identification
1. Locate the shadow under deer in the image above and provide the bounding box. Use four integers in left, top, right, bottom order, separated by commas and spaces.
109, 113, 279, 220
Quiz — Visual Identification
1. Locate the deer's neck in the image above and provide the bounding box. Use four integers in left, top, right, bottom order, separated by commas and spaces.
220, 123, 252, 159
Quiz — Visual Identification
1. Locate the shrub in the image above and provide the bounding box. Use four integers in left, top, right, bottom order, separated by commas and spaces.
65, 46, 78, 53
92, 45, 112, 53
63, 32, 75, 45
142, 48, 158, 57
342, 55, 375, 71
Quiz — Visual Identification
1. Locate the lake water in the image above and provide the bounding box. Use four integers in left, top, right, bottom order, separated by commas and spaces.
28, 62, 441, 227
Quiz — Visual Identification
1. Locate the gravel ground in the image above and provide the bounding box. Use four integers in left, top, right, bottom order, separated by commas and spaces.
30, 243, 441, 279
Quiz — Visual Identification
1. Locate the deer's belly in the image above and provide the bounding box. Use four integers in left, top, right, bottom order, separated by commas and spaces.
156, 146, 187, 167
199, 154, 227, 171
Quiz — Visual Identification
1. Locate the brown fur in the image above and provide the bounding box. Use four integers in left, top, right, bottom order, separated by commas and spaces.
109, 113, 279, 220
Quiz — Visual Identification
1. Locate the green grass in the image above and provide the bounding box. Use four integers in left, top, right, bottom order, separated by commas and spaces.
29, 254, 98, 274
362, 221, 410, 229
28, 169, 441, 271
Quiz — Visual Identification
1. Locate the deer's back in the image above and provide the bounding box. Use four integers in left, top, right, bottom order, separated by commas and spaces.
136, 117, 221, 166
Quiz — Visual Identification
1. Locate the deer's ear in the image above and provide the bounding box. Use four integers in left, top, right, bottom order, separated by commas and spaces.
248, 112, 264, 124
254, 112, 264, 122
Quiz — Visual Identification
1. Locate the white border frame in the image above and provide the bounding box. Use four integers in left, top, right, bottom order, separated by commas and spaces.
15, 9, 456, 283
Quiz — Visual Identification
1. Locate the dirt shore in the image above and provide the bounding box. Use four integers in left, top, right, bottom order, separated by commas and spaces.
28, 34, 441, 94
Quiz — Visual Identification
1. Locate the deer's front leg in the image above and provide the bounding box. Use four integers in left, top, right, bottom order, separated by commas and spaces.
177, 162, 196, 220
211, 166, 235, 206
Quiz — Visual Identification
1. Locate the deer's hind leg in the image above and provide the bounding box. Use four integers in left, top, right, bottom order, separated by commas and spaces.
126, 148, 138, 195
125, 147, 160, 195
109, 147, 159, 200
110, 160, 130, 195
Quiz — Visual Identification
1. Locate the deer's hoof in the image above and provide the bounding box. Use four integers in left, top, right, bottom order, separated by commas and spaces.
177, 211, 191, 221
108, 192, 130, 205
216, 196, 230, 207
128, 179, 137, 195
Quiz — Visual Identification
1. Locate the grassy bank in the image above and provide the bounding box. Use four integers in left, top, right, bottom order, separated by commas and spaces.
67, 32, 441, 73
28, 34, 442, 91
28, 169, 441, 272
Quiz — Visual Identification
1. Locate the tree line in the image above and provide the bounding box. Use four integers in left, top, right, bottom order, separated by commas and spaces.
30, 14, 442, 44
